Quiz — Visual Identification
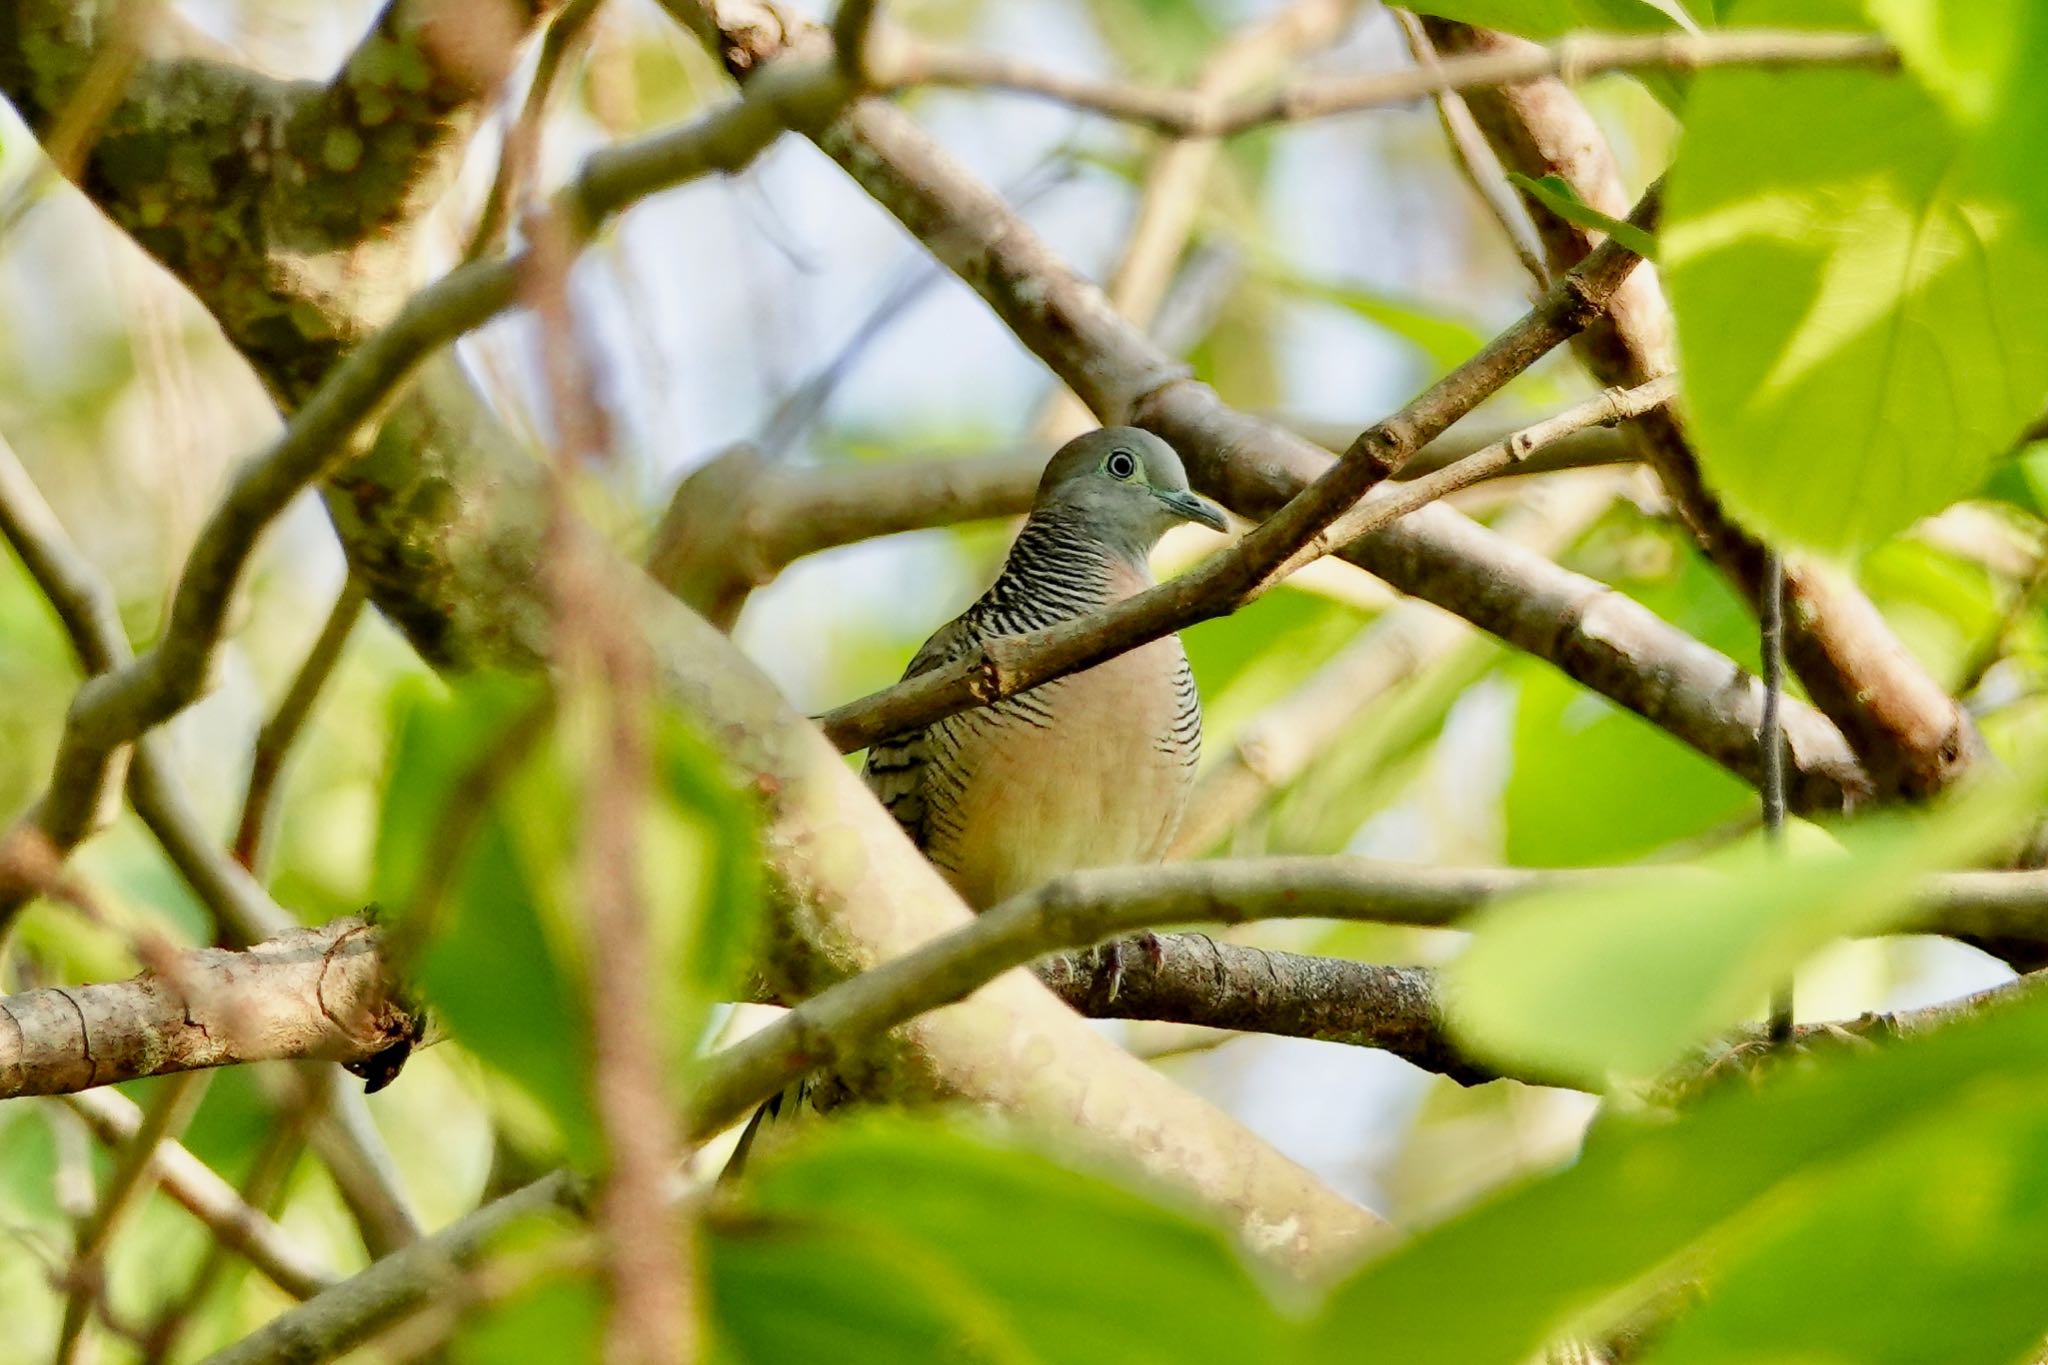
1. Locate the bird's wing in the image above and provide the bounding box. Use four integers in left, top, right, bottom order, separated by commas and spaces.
860, 614, 978, 852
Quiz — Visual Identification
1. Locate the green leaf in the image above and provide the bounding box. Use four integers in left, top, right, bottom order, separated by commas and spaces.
418, 811, 599, 1164
1981, 441, 2048, 519
726, 1117, 1291, 1365
1643, 1094, 2048, 1365
650, 714, 763, 1008
1450, 773, 2037, 1087
1505, 173, 1659, 259
373, 671, 545, 910
1665, 0, 2048, 553
453, 1265, 605, 1365
1504, 517, 1756, 866
1311, 989, 2048, 1363
709, 1221, 1039, 1365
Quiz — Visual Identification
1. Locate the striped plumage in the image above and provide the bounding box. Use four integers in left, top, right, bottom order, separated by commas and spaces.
725, 428, 1223, 1176
863, 427, 1223, 910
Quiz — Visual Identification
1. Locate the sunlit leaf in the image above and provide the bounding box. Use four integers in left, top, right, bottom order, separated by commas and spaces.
1665, 0, 2048, 553
1451, 773, 2037, 1087
452, 1260, 604, 1365
419, 811, 599, 1164
709, 1222, 1038, 1365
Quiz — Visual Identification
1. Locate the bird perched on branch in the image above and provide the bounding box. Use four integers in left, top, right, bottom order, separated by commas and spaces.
864, 425, 1228, 908
727, 427, 1226, 1172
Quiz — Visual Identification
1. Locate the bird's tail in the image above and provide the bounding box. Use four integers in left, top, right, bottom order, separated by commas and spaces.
720, 1076, 814, 1183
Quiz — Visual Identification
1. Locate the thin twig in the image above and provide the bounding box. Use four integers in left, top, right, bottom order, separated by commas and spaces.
817, 295, 1670, 756
1172, 471, 1619, 855
1391, 8, 1549, 289
462, 0, 605, 264
873, 28, 1896, 138
1762, 548, 1792, 1043
0, 430, 421, 1254
197, 1171, 582, 1365
139, 1109, 314, 1363
232, 579, 367, 873
54, 1071, 210, 1363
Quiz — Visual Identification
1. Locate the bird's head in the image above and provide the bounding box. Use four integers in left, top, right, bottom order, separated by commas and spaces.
1031, 427, 1229, 558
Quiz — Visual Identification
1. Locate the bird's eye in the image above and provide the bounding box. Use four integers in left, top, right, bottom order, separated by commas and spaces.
1106, 450, 1138, 480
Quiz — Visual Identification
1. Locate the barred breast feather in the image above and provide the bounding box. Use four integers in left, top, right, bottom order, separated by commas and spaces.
861, 516, 1200, 910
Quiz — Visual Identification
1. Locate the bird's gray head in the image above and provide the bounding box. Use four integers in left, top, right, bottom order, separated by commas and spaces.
1030, 427, 1228, 560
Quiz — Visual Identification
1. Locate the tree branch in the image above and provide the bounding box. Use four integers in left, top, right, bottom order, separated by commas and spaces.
1418, 17, 1972, 801
232, 578, 367, 873
0, 50, 858, 936
1037, 936, 1493, 1084
197, 1171, 582, 1365
12, 2, 1386, 1272
0, 432, 422, 1255
61, 1088, 337, 1303
9, 857, 2045, 1100
675, 0, 1872, 811
0, 917, 415, 1099
871, 27, 1895, 138
1173, 472, 1619, 855
816, 347, 1673, 754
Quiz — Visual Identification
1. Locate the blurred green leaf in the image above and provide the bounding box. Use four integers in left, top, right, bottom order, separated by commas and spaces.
650, 714, 763, 1010
1185, 586, 1370, 751
1505, 519, 1755, 866
722, 1117, 1292, 1365
377, 672, 761, 1165
374, 671, 546, 911
1260, 270, 1491, 375
453, 1263, 604, 1365
1665, 0, 2048, 553
1643, 1092, 2048, 1365
710, 1221, 1038, 1365
1504, 173, 1658, 259
1504, 662, 1751, 867
1452, 773, 2038, 1087
1981, 442, 2048, 520
419, 810, 599, 1165
1856, 537, 2000, 688
1312, 987, 2048, 1363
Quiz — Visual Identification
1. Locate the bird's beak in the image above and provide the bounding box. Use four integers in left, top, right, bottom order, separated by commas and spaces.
1155, 488, 1229, 533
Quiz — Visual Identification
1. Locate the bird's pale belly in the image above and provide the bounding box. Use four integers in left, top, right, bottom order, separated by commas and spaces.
929, 637, 1195, 910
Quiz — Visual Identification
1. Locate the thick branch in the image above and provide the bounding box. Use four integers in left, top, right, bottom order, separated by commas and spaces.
1037, 936, 1491, 1084
678, 1, 1870, 810
0, 917, 414, 1099
8, 860, 2045, 1101
12, 5, 1384, 1271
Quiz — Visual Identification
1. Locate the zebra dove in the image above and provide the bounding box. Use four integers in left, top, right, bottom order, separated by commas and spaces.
863, 426, 1227, 908
726, 428, 1224, 1173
